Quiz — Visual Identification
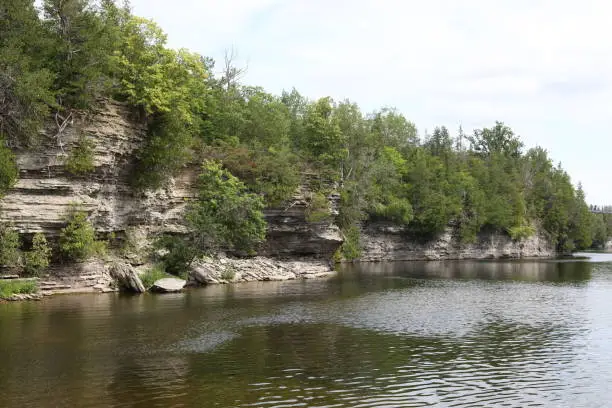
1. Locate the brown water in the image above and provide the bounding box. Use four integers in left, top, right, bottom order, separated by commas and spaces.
1, 254, 611, 407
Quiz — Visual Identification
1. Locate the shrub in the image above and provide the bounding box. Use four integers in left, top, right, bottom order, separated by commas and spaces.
140, 264, 172, 289
0, 140, 18, 198
59, 208, 107, 261
154, 235, 198, 277
508, 224, 536, 241
220, 267, 236, 281
65, 134, 95, 175
339, 225, 362, 261
0, 279, 38, 298
305, 191, 331, 223
0, 225, 21, 269
23, 233, 52, 276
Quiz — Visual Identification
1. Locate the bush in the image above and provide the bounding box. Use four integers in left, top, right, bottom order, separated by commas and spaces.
339, 225, 362, 261
140, 264, 172, 289
154, 235, 198, 277
59, 208, 106, 261
23, 233, 52, 276
0, 279, 38, 298
0, 141, 18, 198
305, 191, 331, 223
508, 224, 536, 241
65, 134, 95, 175
220, 267, 236, 281
0, 225, 21, 269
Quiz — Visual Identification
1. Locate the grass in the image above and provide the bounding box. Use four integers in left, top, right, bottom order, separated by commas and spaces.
140, 264, 174, 289
0, 279, 39, 299
220, 267, 236, 281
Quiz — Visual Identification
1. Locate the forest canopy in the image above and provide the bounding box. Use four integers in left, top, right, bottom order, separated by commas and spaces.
0, 0, 609, 264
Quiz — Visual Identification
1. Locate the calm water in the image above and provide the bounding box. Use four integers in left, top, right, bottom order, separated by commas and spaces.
2, 254, 612, 407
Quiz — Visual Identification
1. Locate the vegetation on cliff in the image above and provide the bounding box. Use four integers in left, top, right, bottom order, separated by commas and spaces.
0, 0, 609, 276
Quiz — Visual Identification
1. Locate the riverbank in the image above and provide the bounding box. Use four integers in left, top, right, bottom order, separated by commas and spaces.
0, 255, 336, 301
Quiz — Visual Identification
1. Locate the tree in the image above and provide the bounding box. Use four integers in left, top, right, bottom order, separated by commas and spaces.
59, 208, 106, 261
301, 97, 345, 172
0, 224, 21, 268
468, 122, 523, 158
43, 0, 116, 107
0, 141, 18, 197
370, 107, 418, 151
24, 233, 52, 276
158, 161, 266, 274
0, 0, 56, 145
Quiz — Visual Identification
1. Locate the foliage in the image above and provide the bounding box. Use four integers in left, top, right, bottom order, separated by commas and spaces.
306, 192, 332, 223
23, 233, 52, 276
187, 161, 266, 252
0, 141, 19, 198
508, 225, 536, 241
0, 225, 21, 268
65, 134, 95, 175
158, 161, 266, 275
339, 225, 362, 262
59, 208, 106, 261
131, 111, 194, 189
154, 235, 197, 277
0, 279, 38, 298
0, 0, 601, 259
220, 267, 236, 281
140, 263, 172, 289
0, 0, 56, 146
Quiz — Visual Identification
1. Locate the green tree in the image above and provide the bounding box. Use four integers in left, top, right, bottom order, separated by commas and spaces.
42, 0, 115, 106
0, 225, 21, 269
468, 122, 523, 158
0, 141, 19, 197
158, 161, 266, 274
0, 0, 56, 145
59, 208, 106, 261
24, 233, 52, 276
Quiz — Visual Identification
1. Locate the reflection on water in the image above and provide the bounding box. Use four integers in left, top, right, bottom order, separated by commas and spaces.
343, 258, 593, 283
1, 255, 611, 407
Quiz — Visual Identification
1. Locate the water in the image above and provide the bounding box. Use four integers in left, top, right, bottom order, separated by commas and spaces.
1, 254, 612, 407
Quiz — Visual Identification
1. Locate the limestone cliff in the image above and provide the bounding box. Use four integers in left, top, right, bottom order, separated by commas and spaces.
358, 222, 555, 262
0, 101, 342, 260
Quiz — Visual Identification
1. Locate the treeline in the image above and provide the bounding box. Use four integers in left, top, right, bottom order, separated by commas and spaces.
0, 0, 608, 271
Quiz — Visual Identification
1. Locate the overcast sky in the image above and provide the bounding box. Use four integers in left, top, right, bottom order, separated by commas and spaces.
130, 0, 612, 204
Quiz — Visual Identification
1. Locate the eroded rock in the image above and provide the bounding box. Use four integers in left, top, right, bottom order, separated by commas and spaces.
188, 255, 334, 286
109, 262, 145, 293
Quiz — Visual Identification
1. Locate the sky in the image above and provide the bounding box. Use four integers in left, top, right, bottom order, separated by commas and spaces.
129, 0, 612, 205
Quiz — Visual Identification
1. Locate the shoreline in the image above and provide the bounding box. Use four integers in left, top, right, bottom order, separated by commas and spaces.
0, 252, 580, 302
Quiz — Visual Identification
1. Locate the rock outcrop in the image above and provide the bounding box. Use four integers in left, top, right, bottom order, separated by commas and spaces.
188, 255, 334, 285
262, 187, 342, 258
109, 262, 145, 293
358, 222, 555, 262
1, 101, 343, 261
38, 260, 116, 294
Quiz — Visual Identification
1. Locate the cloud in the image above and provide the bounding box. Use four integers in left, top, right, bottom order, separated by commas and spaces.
128, 0, 612, 203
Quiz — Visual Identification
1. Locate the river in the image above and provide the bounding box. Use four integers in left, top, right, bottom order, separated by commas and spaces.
1, 254, 612, 407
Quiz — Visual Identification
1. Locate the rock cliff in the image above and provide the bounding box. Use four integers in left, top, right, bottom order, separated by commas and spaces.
0, 101, 342, 260
358, 222, 555, 262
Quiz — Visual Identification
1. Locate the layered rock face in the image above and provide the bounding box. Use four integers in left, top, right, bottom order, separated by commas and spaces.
359, 222, 555, 262
1, 101, 194, 235
1, 101, 342, 260
262, 188, 342, 258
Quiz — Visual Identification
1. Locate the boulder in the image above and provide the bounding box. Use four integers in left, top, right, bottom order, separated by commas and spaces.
109, 262, 146, 293
150, 278, 186, 293
189, 264, 219, 285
